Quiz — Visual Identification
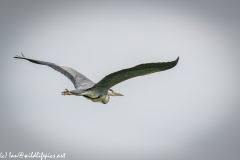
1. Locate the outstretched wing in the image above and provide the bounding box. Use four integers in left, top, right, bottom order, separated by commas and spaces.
14, 55, 95, 89
93, 57, 179, 89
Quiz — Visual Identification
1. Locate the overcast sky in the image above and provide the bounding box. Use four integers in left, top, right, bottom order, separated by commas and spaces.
1, 1, 240, 160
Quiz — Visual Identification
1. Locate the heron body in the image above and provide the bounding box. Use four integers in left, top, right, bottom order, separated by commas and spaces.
70, 88, 111, 104
14, 54, 179, 104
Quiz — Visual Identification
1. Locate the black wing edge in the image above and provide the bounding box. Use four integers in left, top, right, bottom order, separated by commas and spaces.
161, 56, 179, 71
93, 56, 180, 88
14, 53, 42, 65
172, 56, 179, 68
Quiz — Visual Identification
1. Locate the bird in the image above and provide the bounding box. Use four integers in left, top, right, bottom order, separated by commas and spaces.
14, 53, 179, 104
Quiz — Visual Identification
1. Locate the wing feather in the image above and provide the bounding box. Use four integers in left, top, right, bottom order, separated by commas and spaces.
14, 55, 95, 89
93, 57, 179, 89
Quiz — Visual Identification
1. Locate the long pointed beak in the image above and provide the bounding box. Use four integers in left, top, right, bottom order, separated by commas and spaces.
114, 92, 124, 96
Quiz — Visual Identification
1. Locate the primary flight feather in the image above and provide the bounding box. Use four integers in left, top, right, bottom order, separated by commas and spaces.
14, 54, 179, 104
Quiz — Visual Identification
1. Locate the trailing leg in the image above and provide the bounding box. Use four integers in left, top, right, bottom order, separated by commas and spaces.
61, 89, 72, 95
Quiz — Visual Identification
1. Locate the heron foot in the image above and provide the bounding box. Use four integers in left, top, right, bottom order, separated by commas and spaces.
61, 89, 72, 96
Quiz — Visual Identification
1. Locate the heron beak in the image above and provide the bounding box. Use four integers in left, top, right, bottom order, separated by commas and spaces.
114, 92, 124, 96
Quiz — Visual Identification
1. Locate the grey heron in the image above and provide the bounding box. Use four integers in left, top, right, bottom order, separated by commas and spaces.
14, 54, 179, 104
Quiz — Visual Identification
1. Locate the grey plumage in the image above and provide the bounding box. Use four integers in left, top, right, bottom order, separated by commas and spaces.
14, 54, 179, 104
14, 55, 95, 90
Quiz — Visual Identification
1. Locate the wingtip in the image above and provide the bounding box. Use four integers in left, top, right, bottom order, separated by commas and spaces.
13, 53, 26, 59
176, 56, 179, 61
13, 55, 20, 58
174, 56, 179, 64
171, 56, 179, 68
21, 52, 25, 58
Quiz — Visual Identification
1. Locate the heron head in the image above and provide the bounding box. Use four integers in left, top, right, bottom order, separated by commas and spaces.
108, 89, 124, 96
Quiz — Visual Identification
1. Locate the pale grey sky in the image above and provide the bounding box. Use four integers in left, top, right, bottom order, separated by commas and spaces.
1, 1, 240, 160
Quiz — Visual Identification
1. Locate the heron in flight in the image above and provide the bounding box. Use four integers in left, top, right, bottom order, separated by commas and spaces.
14, 54, 179, 104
